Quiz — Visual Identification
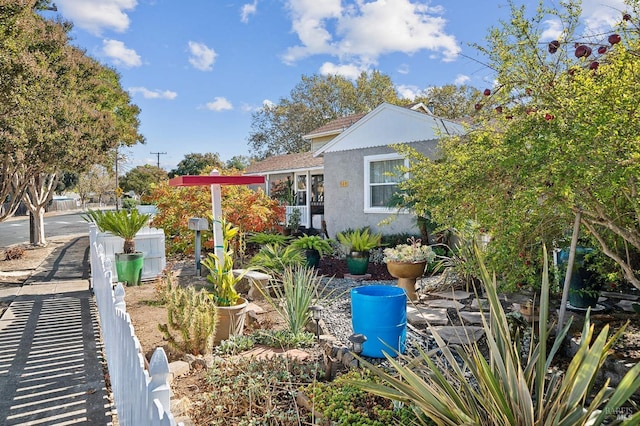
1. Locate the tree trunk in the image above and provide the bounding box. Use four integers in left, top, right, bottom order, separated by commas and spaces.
22, 172, 58, 246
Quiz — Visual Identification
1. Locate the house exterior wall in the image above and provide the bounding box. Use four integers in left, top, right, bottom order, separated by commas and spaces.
311, 135, 335, 153
323, 141, 438, 238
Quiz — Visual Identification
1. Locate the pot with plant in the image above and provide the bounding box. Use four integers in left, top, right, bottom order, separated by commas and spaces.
383, 237, 435, 301
84, 208, 151, 286
291, 234, 334, 268
284, 208, 302, 236
337, 228, 382, 276
202, 221, 251, 344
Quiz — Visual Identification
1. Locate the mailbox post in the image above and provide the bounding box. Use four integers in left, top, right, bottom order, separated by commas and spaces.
188, 217, 209, 276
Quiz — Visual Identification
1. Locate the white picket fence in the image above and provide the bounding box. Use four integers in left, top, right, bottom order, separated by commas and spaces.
89, 226, 182, 426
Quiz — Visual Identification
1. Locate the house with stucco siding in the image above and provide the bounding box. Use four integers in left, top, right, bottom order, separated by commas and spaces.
244, 102, 464, 238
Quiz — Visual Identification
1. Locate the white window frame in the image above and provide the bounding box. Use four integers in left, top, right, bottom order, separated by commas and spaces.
363, 153, 408, 213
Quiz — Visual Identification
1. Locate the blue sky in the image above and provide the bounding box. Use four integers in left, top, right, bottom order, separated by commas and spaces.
49, 0, 626, 173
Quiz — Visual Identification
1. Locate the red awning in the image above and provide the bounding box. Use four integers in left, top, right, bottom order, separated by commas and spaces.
168, 175, 265, 187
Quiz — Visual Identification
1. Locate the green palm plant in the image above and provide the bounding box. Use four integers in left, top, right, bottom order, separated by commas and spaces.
351, 245, 640, 425
84, 208, 150, 253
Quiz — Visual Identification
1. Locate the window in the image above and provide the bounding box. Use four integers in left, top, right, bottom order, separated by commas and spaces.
364, 154, 407, 212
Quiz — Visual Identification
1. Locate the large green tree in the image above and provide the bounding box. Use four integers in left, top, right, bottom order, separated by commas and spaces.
414, 84, 482, 119
120, 164, 168, 197
399, 0, 640, 289
248, 71, 400, 158
168, 152, 224, 177
0, 1, 144, 244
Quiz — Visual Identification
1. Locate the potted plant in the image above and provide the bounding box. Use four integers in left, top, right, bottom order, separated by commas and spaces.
201, 221, 251, 344
284, 208, 302, 236
84, 208, 150, 286
337, 228, 382, 276
558, 246, 601, 309
291, 234, 334, 268
383, 237, 435, 300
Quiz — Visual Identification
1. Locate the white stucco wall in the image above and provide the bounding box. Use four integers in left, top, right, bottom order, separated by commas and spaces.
323, 142, 438, 238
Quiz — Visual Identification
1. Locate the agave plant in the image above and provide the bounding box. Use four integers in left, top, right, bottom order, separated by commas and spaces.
84, 208, 150, 253
352, 244, 640, 425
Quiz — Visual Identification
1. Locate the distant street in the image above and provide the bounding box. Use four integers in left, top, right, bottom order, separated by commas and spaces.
0, 210, 90, 247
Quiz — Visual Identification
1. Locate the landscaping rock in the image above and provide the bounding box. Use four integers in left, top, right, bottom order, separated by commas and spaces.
168, 360, 190, 383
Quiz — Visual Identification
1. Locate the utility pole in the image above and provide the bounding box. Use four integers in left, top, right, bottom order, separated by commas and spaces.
150, 152, 167, 169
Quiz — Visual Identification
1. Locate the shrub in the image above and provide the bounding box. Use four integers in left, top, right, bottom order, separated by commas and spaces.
190, 356, 322, 425
158, 282, 217, 356
4, 246, 25, 260
249, 243, 305, 273
300, 370, 422, 425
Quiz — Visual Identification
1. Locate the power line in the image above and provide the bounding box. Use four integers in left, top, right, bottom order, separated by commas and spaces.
150, 152, 167, 169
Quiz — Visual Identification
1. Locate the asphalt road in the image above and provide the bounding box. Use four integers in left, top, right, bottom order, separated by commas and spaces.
0, 210, 90, 247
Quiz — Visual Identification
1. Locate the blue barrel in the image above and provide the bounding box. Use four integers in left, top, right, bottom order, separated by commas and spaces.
351, 285, 407, 358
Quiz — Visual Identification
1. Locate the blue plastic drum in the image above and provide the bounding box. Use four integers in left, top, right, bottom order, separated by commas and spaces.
351, 285, 407, 358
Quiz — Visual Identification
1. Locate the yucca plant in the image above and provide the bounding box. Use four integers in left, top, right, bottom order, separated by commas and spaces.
257, 265, 337, 336
352, 244, 640, 425
84, 208, 150, 253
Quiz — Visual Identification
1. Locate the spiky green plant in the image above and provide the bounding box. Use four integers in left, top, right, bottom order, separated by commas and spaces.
351, 245, 640, 425
337, 228, 382, 252
158, 284, 217, 356
258, 266, 337, 336
84, 208, 150, 253
249, 243, 305, 273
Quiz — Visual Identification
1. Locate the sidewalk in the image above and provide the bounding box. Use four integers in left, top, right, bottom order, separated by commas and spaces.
0, 236, 113, 425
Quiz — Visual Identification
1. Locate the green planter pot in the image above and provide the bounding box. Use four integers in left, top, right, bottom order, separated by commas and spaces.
346, 251, 370, 275
115, 252, 144, 286
559, 247, 600, 309
304, 249, 321, 268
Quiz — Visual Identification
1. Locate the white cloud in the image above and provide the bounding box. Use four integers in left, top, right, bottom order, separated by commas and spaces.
540, 19, 563, 41
454, 74, 470, 85
581, 0, 627, 36
282, 0, 460, 68
318, 62, 364, 79
102, 39, 141, 67
396, 84, 420, 100
188, 41, 217, 71
206, 97, 233, 111
128, 87, 177, 100
397, 63, 410, 75
57, 0, 136, 35
241, 0, 258, 23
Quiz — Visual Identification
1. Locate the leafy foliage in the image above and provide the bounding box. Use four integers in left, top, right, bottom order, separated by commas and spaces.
398, 1, 640, 290
167, 152, 223, 178
300, 370, 423, 425
291, 234, 334, 257
143, 181, 211, 254
250, 243, 305, 273
0, 3, 143, 221
119, 165, 168, 197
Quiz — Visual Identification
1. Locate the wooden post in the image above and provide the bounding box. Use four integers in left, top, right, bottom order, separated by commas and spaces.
557, 211, 581, 335
210, 170, 224, 266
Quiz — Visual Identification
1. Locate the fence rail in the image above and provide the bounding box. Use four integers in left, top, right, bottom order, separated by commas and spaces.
90, 225, 181, 426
